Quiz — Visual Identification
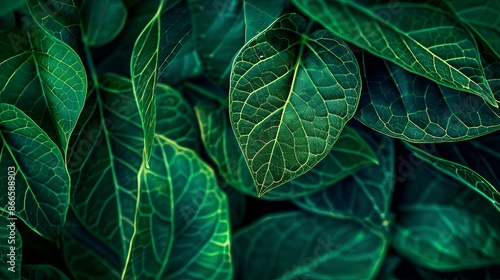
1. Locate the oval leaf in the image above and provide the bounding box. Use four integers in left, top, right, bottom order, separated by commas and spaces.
0, 103, 70, 241
230, 13, 361, 196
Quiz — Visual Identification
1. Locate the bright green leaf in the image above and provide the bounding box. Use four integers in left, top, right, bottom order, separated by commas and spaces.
0, 27, 87, 155
0, 103, 70, 241
123, 136, 232, 279
294, 128, 394, 232
292, 0, 497, 107
233, 211, 387, 279
230, 13, 362, 196
130, 0, 162, 166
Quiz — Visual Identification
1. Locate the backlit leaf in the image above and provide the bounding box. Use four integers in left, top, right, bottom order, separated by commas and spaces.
230, 13, 361, 195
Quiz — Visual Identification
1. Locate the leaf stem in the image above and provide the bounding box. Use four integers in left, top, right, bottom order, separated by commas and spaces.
84, 44, 99, 86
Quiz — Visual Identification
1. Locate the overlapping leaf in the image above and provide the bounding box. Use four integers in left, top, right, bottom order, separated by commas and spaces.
292, 0, 497, 106
243, 0, 287, 42
393, 163, 500, 270
230, 13, 362, 195
0, 104, 69, 241
404, 142, 500, 212
123, 136, 232, 279
188, 0, 245, 84
294, 129, 394, 232
0, 27, 87, 155
197, 104, 377, 199
355, 52, 500, 142
233, 211, 387, 279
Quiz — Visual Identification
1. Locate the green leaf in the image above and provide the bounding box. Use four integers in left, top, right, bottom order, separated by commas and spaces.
233, 211, 387, 279
243, 0, 287, 42
0, 27, 87, 155
355, 51, 500, 142
292, 0, 497, 107
451, 0, 500, 58
294, 128, 394, 232
0, 0, 26, 16
230, 13, 362, 196
130, 0, 162, 166
123, 136, 232, 279
62, 210, 124, 279
0, 103, 70, 241
403, 141, 500, 212
197, 104, 376, 199
393, 163, 500, 271
155, 84, 199, 151
159, 38, 202, 85
0, 211, 21, 279
67, 74, 144, 273
21, 265, 70, 280
188, 0, 245, 84
27, 0, 82, 50
81, 0, 127, 46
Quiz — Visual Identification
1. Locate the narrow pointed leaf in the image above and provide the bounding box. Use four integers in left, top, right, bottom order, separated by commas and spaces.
403, 142, 500, 212
123, 136, 232, 279
0, 103, 69, 241
130, 1, 162, 166
0, 27, 87, 155
233, 211, 387, 279
292, 0, 496, 106
230, 13, 362, 195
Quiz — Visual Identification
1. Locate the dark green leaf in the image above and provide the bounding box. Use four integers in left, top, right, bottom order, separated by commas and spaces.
292, 0, 497, 107
0, 0, 26, 16
294, 129, 394, 232
355, 51, 500, 142
393, 163, 500, 270
123, 136, 232, 279
21, 265, 70, 280
243, 0, 287, 41
0, 103, 69, 241
197, 104, 376, 199
230, 13, 362, 195
27, 0, 82, 50
233, 211, 387, 279
81, 0, 127, 46
403, 142, 500, 212
0, 211, 21, 279
188, 0, 245, 84
0, 27, 87, 155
